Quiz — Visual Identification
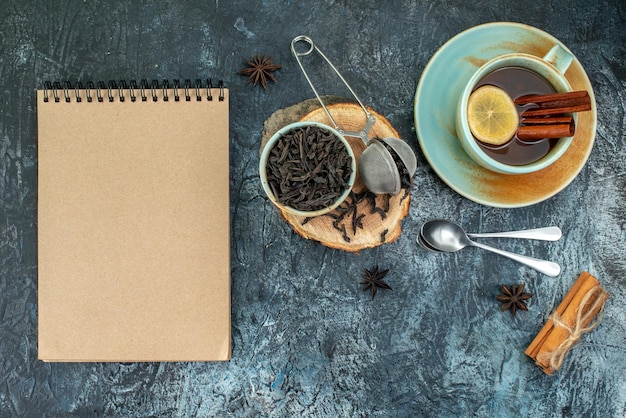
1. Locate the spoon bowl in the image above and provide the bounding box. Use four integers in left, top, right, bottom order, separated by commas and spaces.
420, 219, 561, 277
417, 232, 442, 252
421, 220, 469, 253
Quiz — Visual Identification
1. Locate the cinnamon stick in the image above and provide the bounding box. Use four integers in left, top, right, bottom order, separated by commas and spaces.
525, 271, 609, 375
521, 116, 574, 125
515, 90, 590, 106
517, 91, 591, 117
517, 119, 575, 141
524, 272, 589, 361
521, 104, 591, 118
527, 272, 597, 358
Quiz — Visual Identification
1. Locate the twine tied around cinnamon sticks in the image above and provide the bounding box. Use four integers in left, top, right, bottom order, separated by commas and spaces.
540, 285, 608, 372
525, 272, 609, 375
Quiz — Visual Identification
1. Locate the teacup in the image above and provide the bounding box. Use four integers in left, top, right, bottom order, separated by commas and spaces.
456, 44, 575, 174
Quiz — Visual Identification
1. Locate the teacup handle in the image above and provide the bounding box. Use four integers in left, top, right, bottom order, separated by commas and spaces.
543, 44, 573, 74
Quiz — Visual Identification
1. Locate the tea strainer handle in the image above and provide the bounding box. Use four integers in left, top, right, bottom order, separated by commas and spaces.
290, 35, 376, 144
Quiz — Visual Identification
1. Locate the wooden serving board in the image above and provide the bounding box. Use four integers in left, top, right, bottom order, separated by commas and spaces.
260, 97, 411, 252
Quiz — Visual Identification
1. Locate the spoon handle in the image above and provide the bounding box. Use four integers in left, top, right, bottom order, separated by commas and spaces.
468, 226, 562, 241
469, 240, 561, 277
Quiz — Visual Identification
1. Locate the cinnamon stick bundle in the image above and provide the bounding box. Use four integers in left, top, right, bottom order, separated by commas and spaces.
525, 271, 609, 375
514, 91, 591, 141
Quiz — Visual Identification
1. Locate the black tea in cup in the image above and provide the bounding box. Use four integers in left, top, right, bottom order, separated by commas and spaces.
472, 66, 558, 166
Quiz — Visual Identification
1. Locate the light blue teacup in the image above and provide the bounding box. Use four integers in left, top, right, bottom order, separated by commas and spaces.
456, 44, 576, 174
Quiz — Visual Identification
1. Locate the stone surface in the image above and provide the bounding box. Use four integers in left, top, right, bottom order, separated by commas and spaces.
1, 0, 625, 416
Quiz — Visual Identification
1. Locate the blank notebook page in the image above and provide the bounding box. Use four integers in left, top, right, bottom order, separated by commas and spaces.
37, 84, 231, 362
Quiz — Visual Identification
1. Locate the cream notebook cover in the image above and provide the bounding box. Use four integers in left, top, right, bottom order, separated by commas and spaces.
37, 80, 231, 362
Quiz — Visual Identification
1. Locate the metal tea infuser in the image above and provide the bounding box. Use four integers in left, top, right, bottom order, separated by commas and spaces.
291, 35, 417, 195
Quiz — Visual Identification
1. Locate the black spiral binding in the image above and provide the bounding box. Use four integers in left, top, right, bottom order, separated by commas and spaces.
42, 79, 225, 103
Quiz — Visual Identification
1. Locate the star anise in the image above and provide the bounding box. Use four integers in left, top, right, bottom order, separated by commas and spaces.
238, 54, 281, 89
496, 283, 532, 316
360, 265, 392, 299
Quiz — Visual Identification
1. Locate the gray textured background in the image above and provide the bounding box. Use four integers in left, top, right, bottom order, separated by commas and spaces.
1, 0, 625, 417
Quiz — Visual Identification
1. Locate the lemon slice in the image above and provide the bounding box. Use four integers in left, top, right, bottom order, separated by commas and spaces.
467, 85, 519, 145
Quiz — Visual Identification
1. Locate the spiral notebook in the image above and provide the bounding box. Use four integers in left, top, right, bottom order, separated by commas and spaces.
37, 80, 231, 362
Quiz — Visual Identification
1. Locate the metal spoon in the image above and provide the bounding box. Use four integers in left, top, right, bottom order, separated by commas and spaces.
422, 219, 561, 241
468, 225, 562, 241
417, 232, 442, 252
420, 220, 561, 277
